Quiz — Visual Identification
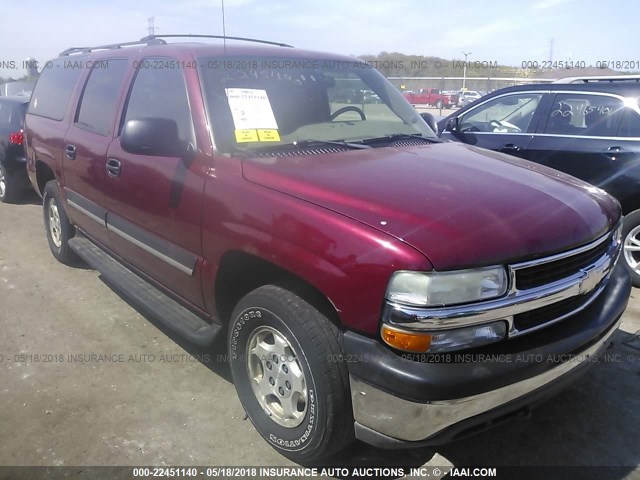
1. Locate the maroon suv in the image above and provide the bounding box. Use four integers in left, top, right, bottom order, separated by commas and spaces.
24, 35, 631, 462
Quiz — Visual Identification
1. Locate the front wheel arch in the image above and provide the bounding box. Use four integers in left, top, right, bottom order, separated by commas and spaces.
214, 251, 343, 329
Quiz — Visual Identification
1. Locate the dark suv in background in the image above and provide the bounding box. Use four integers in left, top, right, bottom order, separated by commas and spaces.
0, 96, 30, 203
438, 78, 640, 286
24, 35, 631, 462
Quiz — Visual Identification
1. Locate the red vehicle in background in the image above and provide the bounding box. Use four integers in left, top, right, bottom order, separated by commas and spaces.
403, 88, 458, 108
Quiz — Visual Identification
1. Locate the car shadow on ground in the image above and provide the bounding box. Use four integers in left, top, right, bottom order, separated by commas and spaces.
92, 276, 640, 479
13, 189, 41, 206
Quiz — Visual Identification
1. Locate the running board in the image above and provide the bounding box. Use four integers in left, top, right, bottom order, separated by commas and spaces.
68, 235, 221, 347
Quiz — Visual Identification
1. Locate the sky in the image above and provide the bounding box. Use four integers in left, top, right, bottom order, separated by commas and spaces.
1, 0, 639, 78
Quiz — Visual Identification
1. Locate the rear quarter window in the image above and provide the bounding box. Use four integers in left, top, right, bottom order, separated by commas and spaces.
28, 59, 83, 121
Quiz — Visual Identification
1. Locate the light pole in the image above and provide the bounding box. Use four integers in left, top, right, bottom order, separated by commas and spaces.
462, 51, 472, 90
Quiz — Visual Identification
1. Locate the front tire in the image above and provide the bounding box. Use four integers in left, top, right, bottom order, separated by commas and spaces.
622, 210, 640, 287
228, 285, 353, 462
43, 180, 77, 265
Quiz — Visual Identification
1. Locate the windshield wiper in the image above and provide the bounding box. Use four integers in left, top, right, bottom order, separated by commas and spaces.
362, 133, 442, 144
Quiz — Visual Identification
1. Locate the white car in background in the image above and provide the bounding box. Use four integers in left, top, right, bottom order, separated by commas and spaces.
457, 90, 482, 107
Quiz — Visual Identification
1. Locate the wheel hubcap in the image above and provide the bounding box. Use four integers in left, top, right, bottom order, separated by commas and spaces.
246, 326, 307, 428
624, 225, 640, 275
48, 201, 63, 248
0, 169, 5, 198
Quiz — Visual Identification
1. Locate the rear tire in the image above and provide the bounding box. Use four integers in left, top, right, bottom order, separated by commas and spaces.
43, 180, 77, 265
435, 100, 443, 109
622, 210, 640, 287
0, 162, 19, 203
228, 285, 353, 462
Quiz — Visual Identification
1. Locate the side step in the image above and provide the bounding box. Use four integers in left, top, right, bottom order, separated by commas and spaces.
68, 235, 221, 347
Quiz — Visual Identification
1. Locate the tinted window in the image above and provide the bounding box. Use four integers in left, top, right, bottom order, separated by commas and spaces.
0, 101, 27, 129
28, 59, 83, 121
459, 93, 543, 133
75, 59, 128, 136
619, 109, 640, 137
122, 58, 194, 144
544, 93, 624, 137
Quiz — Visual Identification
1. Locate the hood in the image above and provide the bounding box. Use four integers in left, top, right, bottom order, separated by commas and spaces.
241, 142, 620, 270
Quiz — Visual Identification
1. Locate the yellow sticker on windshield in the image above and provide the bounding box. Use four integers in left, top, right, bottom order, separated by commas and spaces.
235, 129, 259, 143
257, 129, 281, 142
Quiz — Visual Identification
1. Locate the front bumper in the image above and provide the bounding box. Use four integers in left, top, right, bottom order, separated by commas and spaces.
345, 261, 631, 447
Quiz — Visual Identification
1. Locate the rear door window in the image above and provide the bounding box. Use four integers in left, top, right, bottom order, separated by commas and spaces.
544, 93, 625, 137
28, 59, 83, 121
75, 59, 129, 136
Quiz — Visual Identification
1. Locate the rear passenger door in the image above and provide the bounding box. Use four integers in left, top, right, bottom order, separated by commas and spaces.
527, 92, 634, 199
104, 58, 206, 309
441, 92, 548, 160
63, 59, 130, 246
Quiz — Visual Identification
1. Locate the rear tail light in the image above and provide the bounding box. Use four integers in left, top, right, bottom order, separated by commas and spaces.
9, 130, 24, 146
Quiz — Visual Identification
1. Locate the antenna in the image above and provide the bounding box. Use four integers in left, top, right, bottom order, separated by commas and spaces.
148, 17, 155, 36
221, 0, 227, 55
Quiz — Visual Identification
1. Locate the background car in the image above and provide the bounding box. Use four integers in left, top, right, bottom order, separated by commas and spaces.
0, 96, 31, 203
457, 90, 482, 107
0, 81, 34, 98
438, 79, 640, 286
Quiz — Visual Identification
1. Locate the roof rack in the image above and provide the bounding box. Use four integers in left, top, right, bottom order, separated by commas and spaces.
140, 34, 293, 48
59, 38, 167, 57
553, 75, 640, 84
59, 34, 293, 57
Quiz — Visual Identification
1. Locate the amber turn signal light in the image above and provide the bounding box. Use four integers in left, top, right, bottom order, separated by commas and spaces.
381, 324, 432, 353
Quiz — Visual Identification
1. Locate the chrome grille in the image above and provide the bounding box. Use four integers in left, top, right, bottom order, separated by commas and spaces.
515, 234, 613, 290
513, 289, 599, 331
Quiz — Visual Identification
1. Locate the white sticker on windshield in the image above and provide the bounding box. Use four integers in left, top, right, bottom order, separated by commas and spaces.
225, 88, 278, 130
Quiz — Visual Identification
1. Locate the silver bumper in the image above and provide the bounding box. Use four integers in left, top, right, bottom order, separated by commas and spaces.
350, 317, 620, 442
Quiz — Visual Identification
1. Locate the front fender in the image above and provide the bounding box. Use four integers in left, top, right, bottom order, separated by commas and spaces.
201, 173, 430, 335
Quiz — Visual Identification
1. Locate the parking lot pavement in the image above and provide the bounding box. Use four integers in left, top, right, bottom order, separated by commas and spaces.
0, 196, 639, 478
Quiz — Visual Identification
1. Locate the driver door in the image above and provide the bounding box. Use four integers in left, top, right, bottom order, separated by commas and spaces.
441, 91, 550, 160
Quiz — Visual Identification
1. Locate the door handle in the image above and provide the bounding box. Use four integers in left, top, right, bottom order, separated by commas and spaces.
106, 158, 121, 177
65, 144, 76, 160
499, 144, 522, 153
602, 146, 626, 160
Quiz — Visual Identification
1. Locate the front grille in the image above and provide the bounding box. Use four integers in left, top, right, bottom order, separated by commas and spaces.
515, 235, 612, 290
513, 290, 597, 331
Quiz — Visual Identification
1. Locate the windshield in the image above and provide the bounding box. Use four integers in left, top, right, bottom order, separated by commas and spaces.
198, 56, 436, 153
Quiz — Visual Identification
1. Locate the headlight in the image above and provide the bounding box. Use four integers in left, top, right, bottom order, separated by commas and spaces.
385, 266, 508, 307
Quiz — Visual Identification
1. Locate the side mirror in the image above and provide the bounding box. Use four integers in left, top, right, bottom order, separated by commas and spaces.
445, 116, 459, 132
120, 118, 186, 157
420, 112, 438, 133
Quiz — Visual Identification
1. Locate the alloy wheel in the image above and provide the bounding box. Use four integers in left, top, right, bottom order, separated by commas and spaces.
246, 326, 308, 428
623, 225, 640, 275
48, 201, 63, 248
